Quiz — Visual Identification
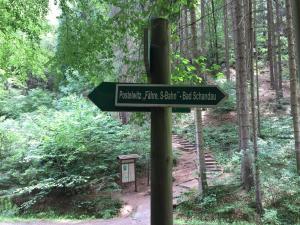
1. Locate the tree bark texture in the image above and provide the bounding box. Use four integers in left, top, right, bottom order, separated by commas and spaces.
190, 5, 208, 193
291, 0, 300, 84
253, 0, 261, 137
249, 0, 263, 214
224, 0, 231, 81
231, 0, 241, 150
286, 0, 300, 175
179, 9, 184, 56
211, 0, 219, 63
200, 0, 206, 55
267, 0, 276, 89
275, 0, 283, 97
184, 7, 189, 59
233, 0, 254, 190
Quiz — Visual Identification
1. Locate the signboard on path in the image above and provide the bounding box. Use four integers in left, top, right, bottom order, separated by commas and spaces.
115, 83, 227, 108
88, 82, 227, 112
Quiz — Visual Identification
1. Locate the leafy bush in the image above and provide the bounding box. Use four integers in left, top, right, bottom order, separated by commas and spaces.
175, 219, 255, 225
260, 116, 293, 140
0, 95, 149, 213
72, 196, 122, 219
0, 198, 19, 217
0, 88, 53, 118
59, 70, 93, 96
212, 81, 236, 113
177, 185, 255, 222
262, 209, 280, 225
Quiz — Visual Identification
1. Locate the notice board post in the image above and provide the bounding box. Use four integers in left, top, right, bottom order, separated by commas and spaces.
117, 154, 139, 192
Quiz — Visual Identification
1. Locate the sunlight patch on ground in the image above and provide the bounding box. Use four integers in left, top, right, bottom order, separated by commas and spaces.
119, 205, 133, 217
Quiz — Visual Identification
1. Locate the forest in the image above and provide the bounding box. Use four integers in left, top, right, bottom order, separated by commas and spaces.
0, 0, 300, 225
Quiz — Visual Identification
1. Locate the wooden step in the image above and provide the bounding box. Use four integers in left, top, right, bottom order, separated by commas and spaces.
206, 165, 222, 170
181, 144, 196, 148
205, 162, 218, 166
172, 134, 224, 182
205, 158, 215, 161
181, 147, 196, 151
205, 157, 215, 160
206, 169, 222, 172
172, 135, 181, 138
178, 141, 191, 145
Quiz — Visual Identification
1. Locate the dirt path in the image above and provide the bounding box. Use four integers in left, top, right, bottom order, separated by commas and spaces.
0, 136, 222, 225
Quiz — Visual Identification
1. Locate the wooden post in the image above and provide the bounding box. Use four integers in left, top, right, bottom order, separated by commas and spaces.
134, 159, 137, 192
150, 18, 173, 225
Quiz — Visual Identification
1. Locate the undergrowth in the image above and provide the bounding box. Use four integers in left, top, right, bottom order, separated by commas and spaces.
0, 94, 149, 218
174, 114, 300, 225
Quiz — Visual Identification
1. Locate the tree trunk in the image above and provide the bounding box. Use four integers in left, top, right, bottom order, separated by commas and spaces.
180, 8, 184, 56
190, 5, 208, 193
184, 6, 189, 58
231, 0, 242, 150
275, 0, 283, 97
253, 0, 261, 137
207, 7, 214, 63
291, 0, 300, 84
267, 0, 276, 89
200, 0, 206, 55
224, 0, 230, 81
249, 0, 263, 215
286, 0, 300, 175
233, 0, 254, 190
211, 0, 219, 63
195, 108, 208, 193
200, 0, 207, 80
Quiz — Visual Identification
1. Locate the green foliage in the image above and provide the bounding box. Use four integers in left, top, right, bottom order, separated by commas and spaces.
176, 219, 255, 225
212, 81, 236, 113
0, 0, 51, 81
204, 123, 238, 155
0, 94, 149, 213
276, 192, 300, 225
260, 116, 293, 140
55, 0, 149, 84
172, 54, 203, 84
72, 196, 121, 219
0, 88, 54, 118
59, 70, 93, 95
0, 0, 49, 39
174, 115, 238, 165
0, 198, 19, 217
262, 209, 281, 225
177, 185, 256, 222
174, 114, 300, 224
172, 55, 226, 85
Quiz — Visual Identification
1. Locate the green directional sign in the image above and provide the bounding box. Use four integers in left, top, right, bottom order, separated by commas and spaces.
88, 82, 191, 113
115, 84, 227, 108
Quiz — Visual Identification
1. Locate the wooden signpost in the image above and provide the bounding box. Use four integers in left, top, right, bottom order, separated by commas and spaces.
88, 83, 226, 109
88, 18, 227, 225
115, 84, 227, 108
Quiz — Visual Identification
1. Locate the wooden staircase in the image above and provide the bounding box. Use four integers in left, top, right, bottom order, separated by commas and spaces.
172, 134, 224, 206
172, 134, 223, 178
